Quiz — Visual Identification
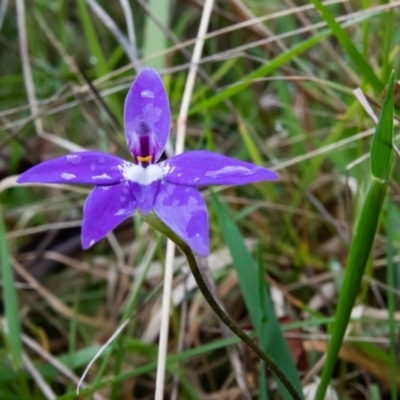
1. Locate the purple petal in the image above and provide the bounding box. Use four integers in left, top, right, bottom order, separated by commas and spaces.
153, 181, 209, 257
161, 151, 279, 186
130, 180, 161, 214
118, 164, 163, 214
17, 151, 130, 185
82, 182, 137, 248
124, 68, 171, 163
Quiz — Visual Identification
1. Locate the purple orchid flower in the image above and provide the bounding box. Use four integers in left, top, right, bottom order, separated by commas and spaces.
17, 69, 278, 257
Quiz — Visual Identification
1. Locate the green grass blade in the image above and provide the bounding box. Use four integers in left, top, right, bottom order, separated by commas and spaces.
371, 72, 395, 181
189, 30, 330, 116
237, 115, 264, 165
316, 73, 395, 400
142, 0, 170, 69
257, 244, 269, 400
309, 0, 383, 92
0, 206, 23, 370
188, 13, 379, 116
387, 204, 398, 400
211, 193, 303, 399
0, 206, 30, 397
76, 0, 108, 78
75, 0, 123, 127
380, 9, 394, 82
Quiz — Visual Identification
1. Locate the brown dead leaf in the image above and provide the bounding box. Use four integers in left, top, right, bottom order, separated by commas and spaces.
304, 340, 400, 389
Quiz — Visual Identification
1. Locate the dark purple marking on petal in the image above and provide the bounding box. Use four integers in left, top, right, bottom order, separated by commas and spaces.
17, 151, 130, 186
161, 151, 279, 186
81, 182, 137, 248
124, 68, 171, 163
153, 181, 209, 257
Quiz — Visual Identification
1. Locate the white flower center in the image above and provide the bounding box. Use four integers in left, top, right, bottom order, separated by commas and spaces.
119, 163, 163, 185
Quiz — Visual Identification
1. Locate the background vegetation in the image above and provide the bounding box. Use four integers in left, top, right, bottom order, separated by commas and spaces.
0, 0, 399, 398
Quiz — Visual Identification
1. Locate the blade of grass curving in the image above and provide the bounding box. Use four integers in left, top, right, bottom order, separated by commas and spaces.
0, 206, 29, 396
57, 335, 247, 399
211, 193, 303, 399
316, 72, 395, 399
56, 316, 347, 399
309, 0, 383, 92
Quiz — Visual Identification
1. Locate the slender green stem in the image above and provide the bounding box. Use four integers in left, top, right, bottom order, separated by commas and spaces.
143, 213, 302, 400
182, 243, 301, 400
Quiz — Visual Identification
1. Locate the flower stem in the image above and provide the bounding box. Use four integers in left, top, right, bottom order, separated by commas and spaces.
143, 213, 302, 400
181, 243, 302, 400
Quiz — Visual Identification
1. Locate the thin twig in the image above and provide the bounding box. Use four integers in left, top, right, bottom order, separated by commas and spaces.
155, 1, 214, 398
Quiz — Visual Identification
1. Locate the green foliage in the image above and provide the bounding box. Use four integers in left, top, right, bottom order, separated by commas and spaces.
1, 1, 399, 398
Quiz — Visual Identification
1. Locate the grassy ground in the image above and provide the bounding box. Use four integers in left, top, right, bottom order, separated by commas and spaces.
1, 0, 400, 399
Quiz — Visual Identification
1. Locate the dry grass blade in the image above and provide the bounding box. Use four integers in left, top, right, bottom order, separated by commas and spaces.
22, 352, 56, 400
16, 0, 43, 135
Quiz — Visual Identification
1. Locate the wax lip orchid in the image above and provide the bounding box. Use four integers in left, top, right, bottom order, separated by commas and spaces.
17, 68, 278, 257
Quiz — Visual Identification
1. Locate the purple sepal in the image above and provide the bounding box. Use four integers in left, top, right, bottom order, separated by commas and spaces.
16, 151, 128, 185
124, 68, 171, 163
129, 179, 161, 214
153, 181, 209, 257
161, 151, 279, 186
81, 182, 137, 248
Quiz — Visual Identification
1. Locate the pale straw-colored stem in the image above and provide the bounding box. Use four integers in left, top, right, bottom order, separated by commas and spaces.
154, 1, 214, 399
16, 0, 43, 136
22, 352, 56, 400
